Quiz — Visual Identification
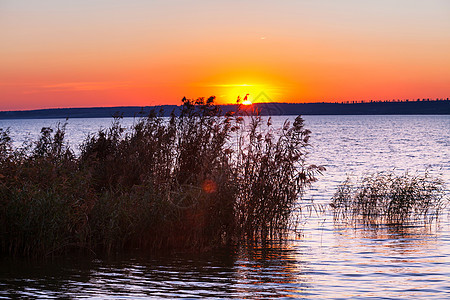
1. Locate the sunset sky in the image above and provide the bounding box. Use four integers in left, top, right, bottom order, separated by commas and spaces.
1, 0, 450, 110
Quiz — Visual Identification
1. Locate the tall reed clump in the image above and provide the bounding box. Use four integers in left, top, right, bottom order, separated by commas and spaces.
78, 97, 238, 251
331, 171, 448, 226
0, 96, 322, 257
232, 114, 324, 241
0, 125, 95, 256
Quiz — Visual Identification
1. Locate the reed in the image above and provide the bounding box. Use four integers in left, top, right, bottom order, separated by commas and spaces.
331, 171, 448, 226
0, 97, 322, 257
231, 112, 324, 241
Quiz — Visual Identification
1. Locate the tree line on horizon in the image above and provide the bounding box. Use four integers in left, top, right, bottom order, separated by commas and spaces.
0, 97, 449, 118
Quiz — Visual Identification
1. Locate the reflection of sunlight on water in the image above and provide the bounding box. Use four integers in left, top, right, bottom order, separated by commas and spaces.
233, 242, 312, 298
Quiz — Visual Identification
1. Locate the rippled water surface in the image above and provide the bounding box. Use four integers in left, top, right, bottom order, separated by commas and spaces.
1, 115, 449, 299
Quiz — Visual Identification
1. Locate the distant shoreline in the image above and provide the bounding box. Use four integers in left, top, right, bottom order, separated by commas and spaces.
0, 100, 449, 119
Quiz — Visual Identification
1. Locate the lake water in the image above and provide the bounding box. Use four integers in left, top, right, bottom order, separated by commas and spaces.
1, 115, 449, 299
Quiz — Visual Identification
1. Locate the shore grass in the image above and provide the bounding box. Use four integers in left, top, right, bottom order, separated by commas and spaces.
0, 97, 323, 257
331, 171, 448, 226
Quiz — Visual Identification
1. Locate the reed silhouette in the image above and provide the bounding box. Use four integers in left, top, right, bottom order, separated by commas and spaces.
0, 97, 322, 257
331, 171, 448, 226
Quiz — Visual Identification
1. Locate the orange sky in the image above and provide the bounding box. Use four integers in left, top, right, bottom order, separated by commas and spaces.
1, 0, 450, 110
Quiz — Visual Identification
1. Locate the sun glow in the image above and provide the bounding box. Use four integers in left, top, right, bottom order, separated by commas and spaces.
242, 94, 252, 105
216, 83, 268, 105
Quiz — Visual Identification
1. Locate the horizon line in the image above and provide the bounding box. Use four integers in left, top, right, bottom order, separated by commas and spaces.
1, 97, 449, 113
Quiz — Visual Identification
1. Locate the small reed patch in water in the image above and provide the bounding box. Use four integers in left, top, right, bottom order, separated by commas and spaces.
331, 171, 448, 226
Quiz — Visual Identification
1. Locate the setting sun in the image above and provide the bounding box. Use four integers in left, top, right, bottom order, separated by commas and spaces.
208, 82, 275, 105
242, 94, 252, 105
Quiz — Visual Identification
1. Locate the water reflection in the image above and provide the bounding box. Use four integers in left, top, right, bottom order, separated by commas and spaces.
325, 221, 449, 299
233, 242, 312, 298
1, 220, 449, 299
1, 245, 313, 299
333, 221, 439, 254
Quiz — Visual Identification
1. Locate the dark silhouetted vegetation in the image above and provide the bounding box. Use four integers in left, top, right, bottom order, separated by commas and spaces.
0, 97, 323, 257
331, 172, 448, 226
1, 98, 449, 119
